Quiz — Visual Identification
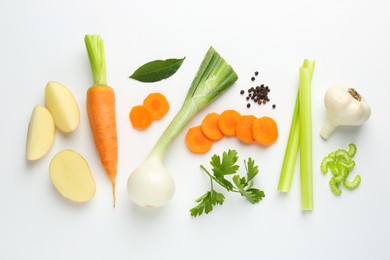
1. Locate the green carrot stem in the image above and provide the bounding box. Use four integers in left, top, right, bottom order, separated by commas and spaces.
84, 34, 107, 86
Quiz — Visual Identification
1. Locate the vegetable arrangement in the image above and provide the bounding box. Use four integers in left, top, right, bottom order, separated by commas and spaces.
126, 46, 238, 208
190, 150, 265, 217
25, 34, 372, 214
185, 110, 278, 153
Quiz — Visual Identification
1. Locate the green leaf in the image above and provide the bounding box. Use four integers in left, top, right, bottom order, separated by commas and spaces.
211, 150, 239, 176
129, 57, 185, 83
246, 158, 259, 182
190, 190, 225, 217
232, 175, 265, 204
210, 150, 239, 191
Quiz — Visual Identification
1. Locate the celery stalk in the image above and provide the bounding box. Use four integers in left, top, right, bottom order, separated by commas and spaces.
277, 60, 314, 193
277, 92, 300, 192
299, 62, 315, 211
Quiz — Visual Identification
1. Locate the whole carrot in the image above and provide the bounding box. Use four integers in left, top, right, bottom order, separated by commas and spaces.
84, 34, 118, 206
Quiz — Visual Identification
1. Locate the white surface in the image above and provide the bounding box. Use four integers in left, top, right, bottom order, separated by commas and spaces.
1, 0, 390, 259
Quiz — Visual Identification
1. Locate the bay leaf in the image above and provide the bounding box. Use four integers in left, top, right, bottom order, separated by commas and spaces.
129, 57, 185, 83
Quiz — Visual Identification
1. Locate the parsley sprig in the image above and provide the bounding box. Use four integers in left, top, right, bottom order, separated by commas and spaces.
190, 150, 265, 217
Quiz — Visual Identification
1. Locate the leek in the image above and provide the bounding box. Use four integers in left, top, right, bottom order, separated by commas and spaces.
127, 46, 238, 208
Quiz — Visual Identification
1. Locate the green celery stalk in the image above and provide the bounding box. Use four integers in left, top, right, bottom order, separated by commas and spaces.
299, 61, 315, 211
277, 60, 314, 193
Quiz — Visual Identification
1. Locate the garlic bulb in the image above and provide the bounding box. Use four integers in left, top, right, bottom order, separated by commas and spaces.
320, 85, 371, 139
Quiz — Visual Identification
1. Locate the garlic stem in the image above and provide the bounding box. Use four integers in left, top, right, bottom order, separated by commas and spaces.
320, 119, 337, 139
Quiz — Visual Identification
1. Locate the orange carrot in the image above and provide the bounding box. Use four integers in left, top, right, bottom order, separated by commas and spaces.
130, 105, 153, 130
252, 116, 279, 146
143, 92, 170, 120
218, 109, 241, 136
85, 34, 118, 206
235, 115, 257, 143
201, 113, 224, 141
185, 126, 214, 154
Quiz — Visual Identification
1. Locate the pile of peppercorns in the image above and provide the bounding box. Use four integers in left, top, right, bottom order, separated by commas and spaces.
240, 71, 275, 109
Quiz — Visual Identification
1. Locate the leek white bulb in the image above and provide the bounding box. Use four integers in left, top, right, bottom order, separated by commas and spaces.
320, 85, 371, 139
127, 159, 175, 208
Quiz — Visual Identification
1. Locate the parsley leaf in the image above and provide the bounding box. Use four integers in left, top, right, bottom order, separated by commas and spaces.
245, 157, 259, 182
190, 190, 225, 217
211, 150, 239, 191
190, 150, 265, 217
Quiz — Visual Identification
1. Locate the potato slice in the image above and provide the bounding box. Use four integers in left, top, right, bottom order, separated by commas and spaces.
26, 105, 55, 160
45, 81, 80, 133
49, 150, 96, 203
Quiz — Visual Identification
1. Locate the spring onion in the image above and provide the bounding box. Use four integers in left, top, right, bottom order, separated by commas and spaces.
127, 46, 238, 208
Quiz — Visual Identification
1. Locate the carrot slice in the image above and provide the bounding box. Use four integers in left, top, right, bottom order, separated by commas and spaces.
185, 126, 214, 154
143, 92, 170, 120
235, 115, 257, 143
218, 110, 241, 136
252, 116, 278, 146
129, 105, 152, 130
201, 113, 224, 141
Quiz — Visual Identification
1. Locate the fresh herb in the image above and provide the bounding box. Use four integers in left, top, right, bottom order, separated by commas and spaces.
190, 150, 265, 217
129, 57, 185, 82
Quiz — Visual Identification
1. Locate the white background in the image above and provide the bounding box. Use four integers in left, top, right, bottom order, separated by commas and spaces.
1, 0, 390, 259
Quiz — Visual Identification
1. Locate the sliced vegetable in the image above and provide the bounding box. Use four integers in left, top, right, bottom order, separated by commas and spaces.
130, 105, 153, 130
127, 46, 238, 208
26, 105, 55, 161
45, 81, 80, 133
49, 149, 96, 203
320, 86, 371, 139
143, 92, 170, 120
235, 115, 256, 143
185, 125, 214, 154
320, 143, 361, 194
129, 57, 185, 83
218, 109, 241, 136
252, 116, 278, 146
84, 34, 118, 206
201, 113, 224, 141
190, 149, 265, 217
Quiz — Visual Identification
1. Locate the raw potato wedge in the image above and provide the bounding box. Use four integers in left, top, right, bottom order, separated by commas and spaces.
49, 149, 96, 203
26, 105, 55, 160
45, 81, 80, 133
